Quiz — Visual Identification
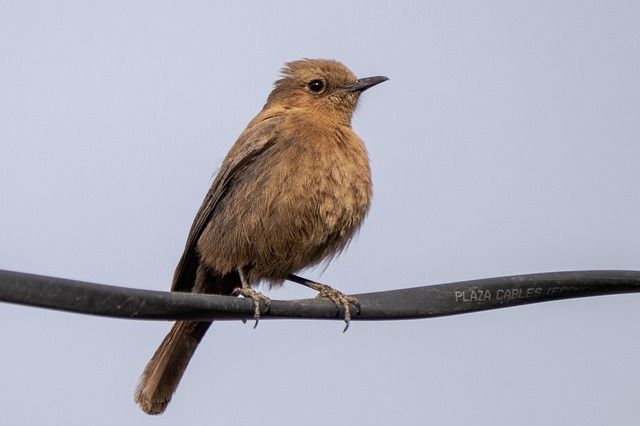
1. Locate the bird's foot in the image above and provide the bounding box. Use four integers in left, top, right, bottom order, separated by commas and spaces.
233, 287, 271, 328
311, 283, 360, 332
287, 274, 360, 331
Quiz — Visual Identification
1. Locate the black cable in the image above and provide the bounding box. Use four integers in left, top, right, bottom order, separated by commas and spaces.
1, 269, 639, 322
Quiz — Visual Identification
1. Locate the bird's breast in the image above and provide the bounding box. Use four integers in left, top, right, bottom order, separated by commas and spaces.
198, 116, 372, 283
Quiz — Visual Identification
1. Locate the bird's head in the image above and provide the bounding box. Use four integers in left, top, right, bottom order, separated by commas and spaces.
266, 59, 388, 123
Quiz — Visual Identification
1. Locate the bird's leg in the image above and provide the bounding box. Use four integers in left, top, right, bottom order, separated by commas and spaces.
233, 269, 271, 328
287, 274, 360, 332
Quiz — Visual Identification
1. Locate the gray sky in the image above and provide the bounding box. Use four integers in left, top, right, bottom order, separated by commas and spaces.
2, 1, 640, 425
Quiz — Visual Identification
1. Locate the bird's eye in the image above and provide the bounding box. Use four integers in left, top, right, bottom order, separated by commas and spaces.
307, 79, 325, 93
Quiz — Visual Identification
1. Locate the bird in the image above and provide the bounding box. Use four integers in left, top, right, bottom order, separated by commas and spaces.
134, 58, 387, 414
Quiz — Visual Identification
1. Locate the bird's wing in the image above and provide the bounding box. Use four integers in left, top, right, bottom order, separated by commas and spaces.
170, 113, 283, 292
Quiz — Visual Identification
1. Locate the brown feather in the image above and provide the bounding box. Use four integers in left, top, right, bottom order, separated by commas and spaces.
135, 59, 386, 414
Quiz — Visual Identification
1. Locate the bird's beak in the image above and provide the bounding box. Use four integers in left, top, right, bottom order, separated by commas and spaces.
346, 76, 389, 92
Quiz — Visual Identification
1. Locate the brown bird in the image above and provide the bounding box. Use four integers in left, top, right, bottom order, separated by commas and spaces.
134, 59, 387, 414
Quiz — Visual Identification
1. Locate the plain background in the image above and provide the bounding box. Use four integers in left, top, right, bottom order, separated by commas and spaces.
2, 1, 640, 425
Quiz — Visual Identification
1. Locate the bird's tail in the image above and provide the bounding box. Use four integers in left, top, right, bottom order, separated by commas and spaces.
134, 320, 212, 415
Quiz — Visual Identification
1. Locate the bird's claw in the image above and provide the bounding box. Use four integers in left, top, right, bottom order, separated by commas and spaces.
314, 287, 360, 332
233, 287, 271, 328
